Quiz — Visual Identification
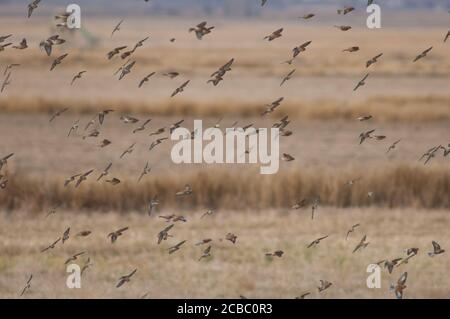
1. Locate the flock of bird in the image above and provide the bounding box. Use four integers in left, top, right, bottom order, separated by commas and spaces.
0, 0, 448, 299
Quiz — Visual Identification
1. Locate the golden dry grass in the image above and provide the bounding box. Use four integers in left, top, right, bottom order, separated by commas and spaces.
0, 208, 448, 298
1, 164, 450, 212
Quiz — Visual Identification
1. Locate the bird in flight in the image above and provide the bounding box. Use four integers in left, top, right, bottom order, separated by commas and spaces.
120, 143, 136, 159
139, 72, 156, 88
265, 250, 284, 258
168, 240, 187, 254
41, 237, 61, 253
386, 139, 401, 154
354, 74, 369, 91
280, 69, 295, 86
384, 258, 403, 274
171, 80, 190, 98
366, 53, 383, 68
133, 119, 151, 134
49, 108, 68, 122
390, 272, 407, 299
97, 162, 112, 181
149, 138, 168, 151
148, 195, 159, 215
111, 19, 124, 37
50, 53, 68, 71
13, 38, 28, 50
71, 71, 86, 85
357, 115, 372, 121
27, 0, 41, 18
198, 245, 212, 261
1, 72, 11, 93
116, 269, 137, 288
300, 13, 315, 20
318, 280, 332, 292
337, 6, 355, 15
428, 241, 445, 257
343, 46, 359, 53
335, 25, 352, 31
19, 274, 33, 296
292, 41, 311, 58
307, 235, 329, 248
359, 129, 375, 144
75, 169, 94, 188
444, 31, 450, 42
64, 251, 86, 265
261, 97, 284, 116
346, 224, 360, 240
176, 184, 193, 196
4, 63, 20, 76
264, 28, 283, 41
352, 235, 369, 253
157, 224, 174, 244
107, 227, 129, 243
189, 21, 215, 40
138, 161, 152, 182
413, 47, 433, 62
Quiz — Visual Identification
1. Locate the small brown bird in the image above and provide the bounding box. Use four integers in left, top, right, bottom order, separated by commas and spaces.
189, 21, 215, 40
263, 28, 283, 41
41, 237, 61, 253
4, 63, 20, 76
386, 139, 401, 153
49, 108, 68, 122
111, 19, 124, 37
64, 174, 80, 187
138, 162, 151, 182
307, 235, 329, 248
163, 71, 179, 79
201, 209, 215, 218
280, 69, 295, 86
366, 53, 383, 68
1, 72, 11, 93
296, 292, 311, 299
157, 224, 174, 244
107, 46, 127, 60
64, 251, 86, 265
346, 223, 360, 240
170, 119, 185, 134
195, 238, 213, 246
133, 119, 151, 134
225, 233, 237, 244
318, 280, 332, 292
106, 177, 121, 185
335, 25, 352, 31
171, 80, 190, 98
139, 72, 156, 88
107, 227, 129, 243
353, 73, 369, 91
120, 143, 136, 159
444, 31, 450, 42
428, 241, 445, 257
406, 247, 419, 256
27, 0, 41, 18
149, 138, 168, 151
390, 272, 407, 299
198, 246, 212, 261
176, 184, 192, 197
76, 230, 92, 237
292, 41, 312, 57
99, 139, 111, 148
50, 53, 68, 71
75, 169, 94, 188
116, 269, 137, 288
262, 97, 284, 116
300, 13, 315, 20
19, 274, 33, 296
352, 235, 369, 253
357, 115, 372, 121
62, 227, 70, 243
148, 195, 159, 215
71, 71, 86, 85
413, 47, 433, 62
337, 6, 355, 15
384, 258, 403, 274
359, 129, 375, 144
149, 127, 165, 136
119, 60, 135, 80
343, 46, 359, 53
265, 250, 284, 258
282, 153, 295, 161
168, 240, 186, 254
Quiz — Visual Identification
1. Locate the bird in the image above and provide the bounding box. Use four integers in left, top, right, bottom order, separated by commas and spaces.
282, 153, 295, 161
50, 53, 68, 71
354, 74, 369, 91
76, 230, 92, 237
149, 127, 165, 136
201, 209, 215, 218
107, 227, 129, 243
19, 274, 33, 296
292, 199, 308, 210
107, 46, 127, 60
49, 108, 68, 122
99, 139, 111, 148
387, 139, 401, 153
346, 224, 360, 240
27, 0, 41, 18
106, 178, 121, 185
71, 71, 86, 85
413, 47, 433, 62
195, 239, 213, 246
444, 31, 450, 42
75, 169, 94, 188
337, 6, 355, 15
343, 46, 359, 53
81, 257, 93, 276
64, 251, 86, 265
171, 80, 190, 98
97, 163, 112, 181
64, 174, 81, 187
176, 184, 193, 196
359, 129, 375, 144
163, 72, 180, 79
384, 258, 403, 274
62, 227, 70, 243
67, 119, 80, 137
41, 237, 61, 253
225, 233, 237, 244
292, 41, 312, 57
265, 250, 284, 258
157, 224, 174, 244
139, 72, 156, 88
149, 138, 168, 151
300, 13, 315, 20
198, 246, 212, 261
170, 119, 184, 134
428, 241, 445, 257
98, 109, 114, 125
1, 72, 11, 93
390, 272, 407, 299
307, 235, 329, 248
406, 247, 419, 256
133, 119, 151, 134
111, 19, 124, 37
120, 143, 136, 159
335, 25, 352, 31
261, 97, 284, 116
133, 36, 149, 50
148, 195, 159, 215
138, 162, 152, 182
357, 115, 372, 121
168, 240, 186, 254
366, 53, 383, 68
116, 269, 137, 288
13, 38, 28, 50
296, 292, 311, 299
264, 28, 283, 41
119, 60, 136, 80
280, 69, 295, 86
318, 280, 332, 292
352, 235, 369, 253
4, 63, 20, 76
189, 21, 214, 40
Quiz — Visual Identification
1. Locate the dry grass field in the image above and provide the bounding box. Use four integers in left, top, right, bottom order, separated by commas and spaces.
0, 9, 449, 299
